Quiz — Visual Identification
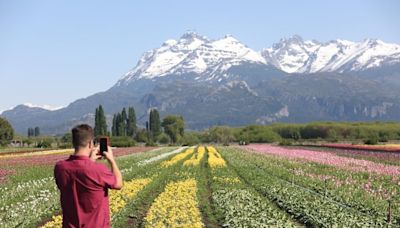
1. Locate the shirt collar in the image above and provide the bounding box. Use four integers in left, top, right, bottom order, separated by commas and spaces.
69, 154, 90, 160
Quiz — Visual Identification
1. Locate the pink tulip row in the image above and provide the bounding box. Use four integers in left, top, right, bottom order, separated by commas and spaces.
245, 144, 400, 177
322, 143, 400, 152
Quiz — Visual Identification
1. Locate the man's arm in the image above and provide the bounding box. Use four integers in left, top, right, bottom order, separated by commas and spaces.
104, 146, 123, 190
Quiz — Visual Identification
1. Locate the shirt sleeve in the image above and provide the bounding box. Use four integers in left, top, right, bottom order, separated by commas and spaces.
98, 164, 117, 189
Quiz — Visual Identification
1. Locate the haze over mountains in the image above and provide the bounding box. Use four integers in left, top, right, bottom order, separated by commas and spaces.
3, 32, 400, 135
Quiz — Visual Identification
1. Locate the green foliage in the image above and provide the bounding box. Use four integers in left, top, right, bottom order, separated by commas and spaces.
149, 109, 161, 138
157, 133, 171, 144
238, 125, 281, 143
34, 126, 40, 137
135, 128, 149, 143
363, 135, 379, 145
145, 140, 157, 147
207, 126, 235, 145
120, 108, 127, 136
0, 117, 14, 146
22, 138, 33, 146
59, 132, 72, 148
161, 115, 185, 143
179, 132, 200, 146
279, 139, 293, 146
270, 121, 400, 142
94, 105, 107, 136
36, 138, 53, 148
127, 107, 137, 137
110, 136, 136, 147
112, 106, 137, 137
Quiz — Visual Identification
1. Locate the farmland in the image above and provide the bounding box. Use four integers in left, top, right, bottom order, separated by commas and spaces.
1, 144, 399, 227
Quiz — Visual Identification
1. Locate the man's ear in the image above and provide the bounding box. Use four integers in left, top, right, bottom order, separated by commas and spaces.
88, 140, 94, 149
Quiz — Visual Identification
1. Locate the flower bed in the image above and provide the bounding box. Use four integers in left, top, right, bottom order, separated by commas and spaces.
144, 179, 203, 228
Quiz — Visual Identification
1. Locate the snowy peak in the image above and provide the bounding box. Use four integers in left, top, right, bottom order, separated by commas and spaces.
118, 33, 400, 86
262, 35, 400, 73
119, 32, 266, 84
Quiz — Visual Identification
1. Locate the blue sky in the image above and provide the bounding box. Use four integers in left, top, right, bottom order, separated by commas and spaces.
1, 0, 399, 113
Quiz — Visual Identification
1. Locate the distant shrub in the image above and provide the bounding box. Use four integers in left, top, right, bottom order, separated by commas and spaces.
363, 136, 378, 145
239, 125, 281, 143
179, 133, 200, 146
145, 140, 157, 147
279, 139, 293, 146
110, 136, 136, 147
157, 133, 171, 144
37, 139, 52, 148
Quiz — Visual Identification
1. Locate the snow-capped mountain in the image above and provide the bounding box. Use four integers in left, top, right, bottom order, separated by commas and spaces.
118, 32, 266, 85
118, 32, 400, 83
261, 35, 400, 73
3, 32, 400, 135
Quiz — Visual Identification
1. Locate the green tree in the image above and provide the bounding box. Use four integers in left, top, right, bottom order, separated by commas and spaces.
179, 132, 200, 146
121, 108, 127, 136
157, 133, 171, 144
127, 107, 137, 137
135, 128, 149, 143
209, 126, 235, 145
0, 117, 14, 146
149, 109, 161, 138
112, 114, 117, 136
161, 115, 185, 144
34, 126, 40, 137
116, 113, 124, 136
28, 128, 34, 137
94, 105, 107, 136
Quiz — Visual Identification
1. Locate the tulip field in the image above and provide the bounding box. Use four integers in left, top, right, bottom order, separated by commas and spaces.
1, 144, 400, 227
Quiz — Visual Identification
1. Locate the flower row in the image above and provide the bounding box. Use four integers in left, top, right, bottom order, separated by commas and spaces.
138, 147, 187, 166
246, 144, 400, 176
161, 147, 194, 167
144, 179, 203, 228
184, 146, 205, 166
207, 146, 226, 168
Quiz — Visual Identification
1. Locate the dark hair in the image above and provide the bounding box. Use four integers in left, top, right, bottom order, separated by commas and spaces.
72, 124, 94, 150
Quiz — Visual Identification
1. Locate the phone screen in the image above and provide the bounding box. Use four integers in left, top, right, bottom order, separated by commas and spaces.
99, 137, 108, 154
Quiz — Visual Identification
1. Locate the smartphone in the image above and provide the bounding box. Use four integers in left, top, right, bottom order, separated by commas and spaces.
99, 137, 109, 156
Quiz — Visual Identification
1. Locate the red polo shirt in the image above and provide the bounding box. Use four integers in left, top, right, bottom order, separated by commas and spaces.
54, 155, 117, 228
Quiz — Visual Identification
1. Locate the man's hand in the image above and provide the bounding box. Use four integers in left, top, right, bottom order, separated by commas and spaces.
103, 146, 115, 162
90, 146, 102, 162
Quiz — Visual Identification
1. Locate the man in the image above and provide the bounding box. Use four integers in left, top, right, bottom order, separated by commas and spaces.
54, 124, 123, 227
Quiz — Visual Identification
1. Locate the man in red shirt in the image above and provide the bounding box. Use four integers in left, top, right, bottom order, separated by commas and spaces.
54, 124, 123, 228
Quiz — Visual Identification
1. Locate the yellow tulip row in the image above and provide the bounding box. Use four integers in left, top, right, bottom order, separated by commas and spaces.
144, 179, 203, 228
109, 178, 151, 215
40, 178, 151, 228
207, 146, 226, 168
183, 146, 205, 166
0, 149, 74, 159
161, 147, 194, 167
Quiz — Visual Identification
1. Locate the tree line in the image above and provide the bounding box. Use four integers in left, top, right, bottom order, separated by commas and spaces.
93, 105, 185, 146
2, 113, 400, 148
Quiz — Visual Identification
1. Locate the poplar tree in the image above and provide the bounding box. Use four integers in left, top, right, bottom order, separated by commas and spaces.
149, 109, 161, 138
127, 107, 137, 137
